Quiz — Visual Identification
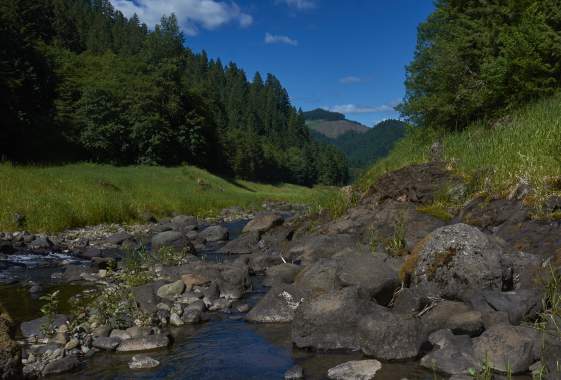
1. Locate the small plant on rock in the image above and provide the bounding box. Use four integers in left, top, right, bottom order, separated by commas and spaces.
39, 290, 60, 337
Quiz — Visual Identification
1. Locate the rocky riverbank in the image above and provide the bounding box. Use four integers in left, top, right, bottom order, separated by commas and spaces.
2, 164, 561, 379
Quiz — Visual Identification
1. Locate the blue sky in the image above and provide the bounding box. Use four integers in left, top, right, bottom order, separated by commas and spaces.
112, 0, 435, 126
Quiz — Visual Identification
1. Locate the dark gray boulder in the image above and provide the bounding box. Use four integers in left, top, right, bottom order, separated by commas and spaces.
151, 231, 195, 253
420, 329, 477, 375
242, 213, 283, 234
132, 281, 166, 315
199, 225, 229, 242
472, 324, 539, 373
246, 285, 306, 323
358, 307, 422, 360
42, 355, 80, 376
411, 223, 504, 299
287, 234, 356, 265
479, 289, 541, 325
20, 315, 68, 339
116, 335, 170, 352
292, 287, 377, 350
218, 232, 260, 255
92, 337, 121, 351
264, 263, 301, 287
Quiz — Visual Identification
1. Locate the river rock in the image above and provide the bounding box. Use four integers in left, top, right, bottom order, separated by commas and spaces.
0, 312, 22, 380
242, 213, 283, 234
218, 232, 260, 255
92, 336, 121, 351
181, 310, 202, 324
92, 325, 111, 338
478, 289, 541, 324
126, 326, 153, 339
105, 231, 133, 246
181, 273, 210, 290
116, 335, 170, 352
246, 285, 306, 323
151, 231, 195, 253
109, 329, 131, 340
358, 307, 421, 360
157, 280, 185, 300
284, 365, 304, 380
287, 234, 356, 265
411, 223, 504, 299
199, 225, 229, 242
171, 215, 197, 228
129, 354, 160, 369
327, 360, 382, 380
420, 329, 477, 375
419, 301, 482, 337
20, 314, 68, 339
264, 263, 301, 287
473, 324, 539, 373
42, 355, 80, 376
292, 287, 377, 350
132, 281, 166, 314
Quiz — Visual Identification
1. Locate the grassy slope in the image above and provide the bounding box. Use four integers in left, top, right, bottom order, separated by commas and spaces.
357, 93, 561, 201
0, 164, 336, 232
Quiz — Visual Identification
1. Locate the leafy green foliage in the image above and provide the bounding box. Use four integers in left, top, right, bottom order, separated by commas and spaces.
0, 0, 348, 186
39, 290, 60, 337
400, 0, 561, 131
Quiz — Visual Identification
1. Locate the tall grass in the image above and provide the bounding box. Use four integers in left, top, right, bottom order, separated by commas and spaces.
0, 163, 336, 232
357, 93, 561, 201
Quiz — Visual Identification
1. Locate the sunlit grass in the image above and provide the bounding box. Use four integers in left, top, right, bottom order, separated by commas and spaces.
0, 163, 336, 232
357, 93, 561, 202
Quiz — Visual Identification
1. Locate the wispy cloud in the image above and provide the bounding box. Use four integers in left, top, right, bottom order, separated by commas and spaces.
265, 32, 299, 46
326, 103, 397, 114
111, 0, 253, 36
339, 76, 362, 85
276, 0, 317, 10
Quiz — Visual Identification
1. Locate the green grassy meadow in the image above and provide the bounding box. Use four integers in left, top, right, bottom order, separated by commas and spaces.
357, 93, 561, 202
0, 164, 336, 233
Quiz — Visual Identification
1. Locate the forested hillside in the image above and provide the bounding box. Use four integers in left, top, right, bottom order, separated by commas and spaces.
399, 0, 561, 131
0, 0, 348, 186
309, 119, 406, 173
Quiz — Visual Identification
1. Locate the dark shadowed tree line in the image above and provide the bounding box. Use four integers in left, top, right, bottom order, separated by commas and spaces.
0, 0, 348, 185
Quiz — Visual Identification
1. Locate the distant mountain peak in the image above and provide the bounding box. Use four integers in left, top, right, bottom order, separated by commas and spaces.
304, 109, 368, 139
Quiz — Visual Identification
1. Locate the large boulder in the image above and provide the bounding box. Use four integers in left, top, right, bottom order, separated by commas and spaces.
0, 312, 21, 380
287, 234, 356, 265
472, 324, 539, 373
218, 232, 260, 255
292, 287, 377, 351
476, 289, 541, 325
42, 355, 80, 377
116, 335, 170, 352
420, 329, 477, 375
419, 301, 483, 337
358, 307, 422, 360
156, 280, 185, 300
246, 285, 306, 323
294, 250, 400, 304
410, 223, 504, 299
264, 263, 301, 287
151, 231, 195, 253
199, 225, 229, 243
242, 213, 284, 234
132, 281, 166, 315
20, 314, 68, 339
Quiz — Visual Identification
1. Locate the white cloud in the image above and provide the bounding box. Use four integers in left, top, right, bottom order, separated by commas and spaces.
326, 103, 396, 114
339, 76, 362, 85
265, 33, 299, 46
277, 0, 317, 10
111, 0, 253, 36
